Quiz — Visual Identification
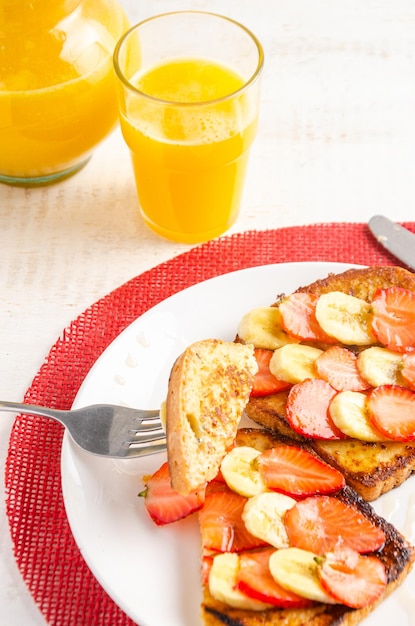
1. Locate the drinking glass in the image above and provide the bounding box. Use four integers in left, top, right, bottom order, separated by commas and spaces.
113, 11, 264, 243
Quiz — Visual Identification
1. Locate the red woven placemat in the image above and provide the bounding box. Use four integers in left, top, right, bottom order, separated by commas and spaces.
5, 223, 415, 625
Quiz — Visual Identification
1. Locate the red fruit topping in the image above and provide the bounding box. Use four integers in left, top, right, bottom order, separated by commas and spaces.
205, 474, 233, 495
318, 547, 387, 609
198, 492, 267, 552
257, 445, 345, 497
286, 379, 345, 440
284, 496, 386, 555
371, 287, 415, 353
139, 462, 204, 525
315, 346, 371, 392
279, 293, 337, 343
236, 548, 314, 608
368, 384, 415, 441
201, 553, 214, 585
251, 349, 292, 397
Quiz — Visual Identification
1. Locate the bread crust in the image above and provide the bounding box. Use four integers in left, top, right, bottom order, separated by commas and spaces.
244, 266, 415, 501
166, 339, 257, 495
201, 428, 415, 626
292, 265, 415, 302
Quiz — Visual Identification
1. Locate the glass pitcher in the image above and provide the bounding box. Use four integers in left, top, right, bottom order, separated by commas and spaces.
0, 0, 129, 185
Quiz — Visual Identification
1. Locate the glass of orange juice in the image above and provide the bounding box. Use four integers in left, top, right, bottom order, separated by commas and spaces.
113, 11, 264, 244
0, 0, 129, 186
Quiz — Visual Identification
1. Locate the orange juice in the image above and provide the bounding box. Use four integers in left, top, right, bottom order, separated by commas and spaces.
0, 0, 129, 184
118, 59, 259, 243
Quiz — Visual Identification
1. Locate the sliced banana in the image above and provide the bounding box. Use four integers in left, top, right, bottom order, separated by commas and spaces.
242, 492, 296, 548
357, 346, 403, 387
237, 307, 299, 350
269, 344, 323, 384
209, 552, 272, 610
329, 390, 385, 442
269, 548, 336, 604
315, 292, 375, 346
221, 446, 267, 497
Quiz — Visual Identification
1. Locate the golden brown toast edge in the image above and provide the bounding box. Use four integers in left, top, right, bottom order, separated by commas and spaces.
292, 265, 415, 301
201, 428, 415, 626
244, 266, 415, 502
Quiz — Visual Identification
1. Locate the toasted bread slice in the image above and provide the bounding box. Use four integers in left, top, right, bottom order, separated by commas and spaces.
201, 428, 415, 626
243, 266, 415, 501
166, 339, 257, 495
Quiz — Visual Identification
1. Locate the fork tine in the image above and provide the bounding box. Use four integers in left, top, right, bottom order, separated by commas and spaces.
129, 422, 165, 434
133, 410, 161, 421
122, 441, 167, 458
129, 430, 166, 443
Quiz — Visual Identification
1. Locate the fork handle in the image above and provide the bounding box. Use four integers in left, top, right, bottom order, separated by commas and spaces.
0, 400, 64, 421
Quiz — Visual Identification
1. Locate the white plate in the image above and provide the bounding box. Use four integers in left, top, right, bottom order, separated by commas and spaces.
61, 262, 415, 626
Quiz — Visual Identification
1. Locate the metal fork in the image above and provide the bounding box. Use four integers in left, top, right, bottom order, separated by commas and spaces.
0, 400, 166, 458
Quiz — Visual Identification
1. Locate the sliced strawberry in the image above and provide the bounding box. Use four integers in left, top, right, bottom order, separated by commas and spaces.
402, 351, 415, 390
279, 292, 337, 343
371, 287, 415, 353
318, 547, 387, 609
205, 475, 233, 495
251, 349, 292, 397
198, 491, 267, 552
201, 552, 214, 585
286, 379, 346, 440
284, 496, 386, 555
139, 462, 205, 526
236, 548, 314, 608
368, 384, 415, 441
315, 346, 371, 392
257, 444, 345, 497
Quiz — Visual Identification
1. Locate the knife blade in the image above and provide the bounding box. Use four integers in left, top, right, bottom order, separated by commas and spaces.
368, 215, 415, 271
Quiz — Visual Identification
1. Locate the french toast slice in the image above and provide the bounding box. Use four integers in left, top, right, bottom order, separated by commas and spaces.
201, 428, 415, 626
243, 266, 415, 501
166, 339, 257, 495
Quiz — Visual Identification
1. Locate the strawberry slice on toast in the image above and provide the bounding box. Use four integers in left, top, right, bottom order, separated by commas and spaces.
251, 349, 292, 397
199, 491, 267, 553
318, 547, 388, 610
236, 547, 314, 608
256, 444, 345, 497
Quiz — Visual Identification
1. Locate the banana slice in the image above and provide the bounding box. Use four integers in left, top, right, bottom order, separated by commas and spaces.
269, 344, 323, 384
209, 552, 272, 610
315, 292, 375, 346
269, 548, 336, 604
357, 346, 403, 387
242, 492, 296, 548
237, 307, 299, 350
221, 446, 267, 497
329, 390, 385, 442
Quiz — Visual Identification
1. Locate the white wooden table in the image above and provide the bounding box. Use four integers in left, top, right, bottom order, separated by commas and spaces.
1, 0, 415, 622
